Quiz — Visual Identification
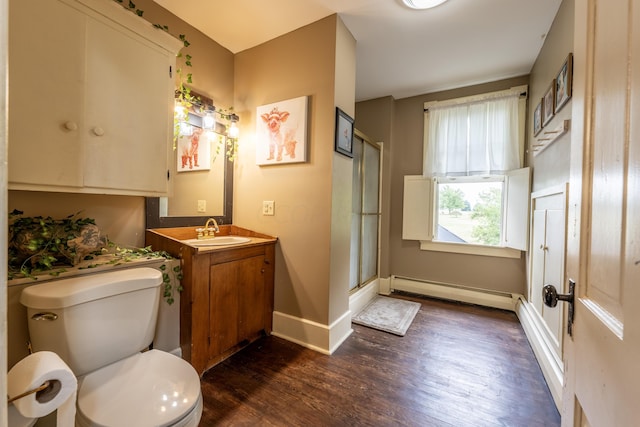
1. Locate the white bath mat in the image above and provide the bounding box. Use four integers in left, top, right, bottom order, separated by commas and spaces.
352, 296, 421, 336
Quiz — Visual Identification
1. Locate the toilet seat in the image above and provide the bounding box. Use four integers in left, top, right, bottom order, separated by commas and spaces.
76, 350, 202, 427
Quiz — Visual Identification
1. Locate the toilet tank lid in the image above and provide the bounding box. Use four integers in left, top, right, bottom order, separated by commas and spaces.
20, 267, 163, 310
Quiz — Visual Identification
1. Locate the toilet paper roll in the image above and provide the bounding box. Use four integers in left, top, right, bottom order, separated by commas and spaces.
8, 351, 78, 426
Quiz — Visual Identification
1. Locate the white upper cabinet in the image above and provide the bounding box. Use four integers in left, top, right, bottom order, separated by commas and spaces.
8, 0, 183, 196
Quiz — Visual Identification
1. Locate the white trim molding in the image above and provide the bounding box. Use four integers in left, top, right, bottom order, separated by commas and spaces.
349, 278, 380, 315
515, 296, 563, 410
271, 309, 352, 355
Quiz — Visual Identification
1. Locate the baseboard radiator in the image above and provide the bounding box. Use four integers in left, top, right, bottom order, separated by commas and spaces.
390, 275, 519, 312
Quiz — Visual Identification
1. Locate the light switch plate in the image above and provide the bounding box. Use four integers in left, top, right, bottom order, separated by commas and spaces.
262, 200, 275, 216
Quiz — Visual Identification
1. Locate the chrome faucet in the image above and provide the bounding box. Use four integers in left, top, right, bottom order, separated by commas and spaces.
196, 218, 220, 240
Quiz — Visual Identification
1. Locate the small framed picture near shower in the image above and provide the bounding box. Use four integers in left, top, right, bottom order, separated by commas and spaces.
256, 95, 309, 165
334, 107, 354, 158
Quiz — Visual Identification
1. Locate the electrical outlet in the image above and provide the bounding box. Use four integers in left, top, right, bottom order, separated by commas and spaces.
262, 200, 275, 216
197, 200, 206, 213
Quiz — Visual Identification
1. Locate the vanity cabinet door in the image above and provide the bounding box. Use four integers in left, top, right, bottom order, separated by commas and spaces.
238, 256, 267, 341
209, 260, 240, 358
8, 0, 86, 188
209, 255, 266, 359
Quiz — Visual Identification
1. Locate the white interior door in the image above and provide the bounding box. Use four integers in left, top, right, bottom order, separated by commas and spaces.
562, 0, 640, 425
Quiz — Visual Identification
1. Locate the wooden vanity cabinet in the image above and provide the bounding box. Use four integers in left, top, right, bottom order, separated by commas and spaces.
146, 227, 276, 375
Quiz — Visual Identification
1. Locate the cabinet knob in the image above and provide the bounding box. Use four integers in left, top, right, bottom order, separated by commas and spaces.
64, 121, 78, 131
92, 127, 105, 136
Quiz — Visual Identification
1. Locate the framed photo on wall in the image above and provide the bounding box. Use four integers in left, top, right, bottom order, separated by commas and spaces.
533, 100, 543, 136
334, 107, 354, 158
542, 81, 555, 126
555, 53, 573, 113
256, 95, 309, 165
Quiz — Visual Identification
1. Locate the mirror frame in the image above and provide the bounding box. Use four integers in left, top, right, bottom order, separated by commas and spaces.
145, 154, 233, 228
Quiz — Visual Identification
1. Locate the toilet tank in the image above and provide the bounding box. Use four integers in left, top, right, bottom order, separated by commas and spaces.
20, 267, 163, 377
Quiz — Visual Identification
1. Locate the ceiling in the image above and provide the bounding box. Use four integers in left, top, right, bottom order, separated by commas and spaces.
154, 0, 562, 102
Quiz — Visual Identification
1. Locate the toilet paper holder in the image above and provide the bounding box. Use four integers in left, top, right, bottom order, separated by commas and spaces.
7, 380, 53, 404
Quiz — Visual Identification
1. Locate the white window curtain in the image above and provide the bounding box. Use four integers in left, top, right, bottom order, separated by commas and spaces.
424, 94, 521, 177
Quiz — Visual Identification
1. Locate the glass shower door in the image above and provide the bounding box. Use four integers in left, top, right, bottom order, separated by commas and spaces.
349, 132, 381, 291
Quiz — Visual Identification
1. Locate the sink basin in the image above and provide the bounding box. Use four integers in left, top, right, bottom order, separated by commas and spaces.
182, 236, 251, 247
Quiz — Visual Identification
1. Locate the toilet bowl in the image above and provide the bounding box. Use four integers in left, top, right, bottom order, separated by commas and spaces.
75, 350, 202, 427
20, 267, 203, 426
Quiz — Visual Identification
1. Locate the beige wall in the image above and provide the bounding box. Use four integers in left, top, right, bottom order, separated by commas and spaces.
528, 0, 574, 192
233, 15, 355, 326
329, 18, 356, 324
356, 77, 530, 295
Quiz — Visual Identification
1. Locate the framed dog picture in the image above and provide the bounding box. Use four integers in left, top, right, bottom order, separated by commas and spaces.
334, 107, 354, 158
256, 96, 309, 165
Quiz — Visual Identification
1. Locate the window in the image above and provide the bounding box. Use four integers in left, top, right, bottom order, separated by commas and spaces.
436, 177, 503, 245
403, 86, 530, 258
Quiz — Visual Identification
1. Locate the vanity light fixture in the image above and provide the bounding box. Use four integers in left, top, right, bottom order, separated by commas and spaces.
175, 91, 240, 138
178, 121, 193, 137
202, 112, 216, 130
402, 0, 449, 9
227, 114, 239, 138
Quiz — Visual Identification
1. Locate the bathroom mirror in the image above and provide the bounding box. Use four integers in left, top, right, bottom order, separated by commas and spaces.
146, 102, 234, 228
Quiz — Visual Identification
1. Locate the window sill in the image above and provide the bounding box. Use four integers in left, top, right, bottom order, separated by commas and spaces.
419, 241, 523, 259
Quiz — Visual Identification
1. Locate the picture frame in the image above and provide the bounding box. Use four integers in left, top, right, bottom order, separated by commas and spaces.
555, 53, 573, 113
256, 95, 309, 165
334, 107, 354, 158
533, 100, 543, 136
542, 81, 555, 126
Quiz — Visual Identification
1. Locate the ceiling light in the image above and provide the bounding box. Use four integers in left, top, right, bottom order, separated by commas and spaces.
402, 0, 449, 9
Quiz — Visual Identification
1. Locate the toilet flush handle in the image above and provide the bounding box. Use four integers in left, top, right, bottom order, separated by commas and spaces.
31, 312, 58, 321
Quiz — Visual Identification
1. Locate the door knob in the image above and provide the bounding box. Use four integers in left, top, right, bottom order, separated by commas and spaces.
542, 279, 575, 336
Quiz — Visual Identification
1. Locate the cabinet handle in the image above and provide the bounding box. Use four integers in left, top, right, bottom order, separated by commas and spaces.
64, 121, 78, 131
92, 127, 105, 136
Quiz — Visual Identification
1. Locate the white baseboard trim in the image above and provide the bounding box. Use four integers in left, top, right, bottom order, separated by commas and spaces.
390, 275, 519, 311
515, 297, 563, 410
379, 277, 391, 295
272, 309, 352, 355
349, 279, 380, 315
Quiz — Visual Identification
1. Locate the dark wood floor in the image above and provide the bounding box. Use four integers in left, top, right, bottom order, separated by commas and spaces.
199, 294, 561, 426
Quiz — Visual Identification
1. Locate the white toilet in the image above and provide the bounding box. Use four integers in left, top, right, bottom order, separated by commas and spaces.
20, 267, 203, 427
